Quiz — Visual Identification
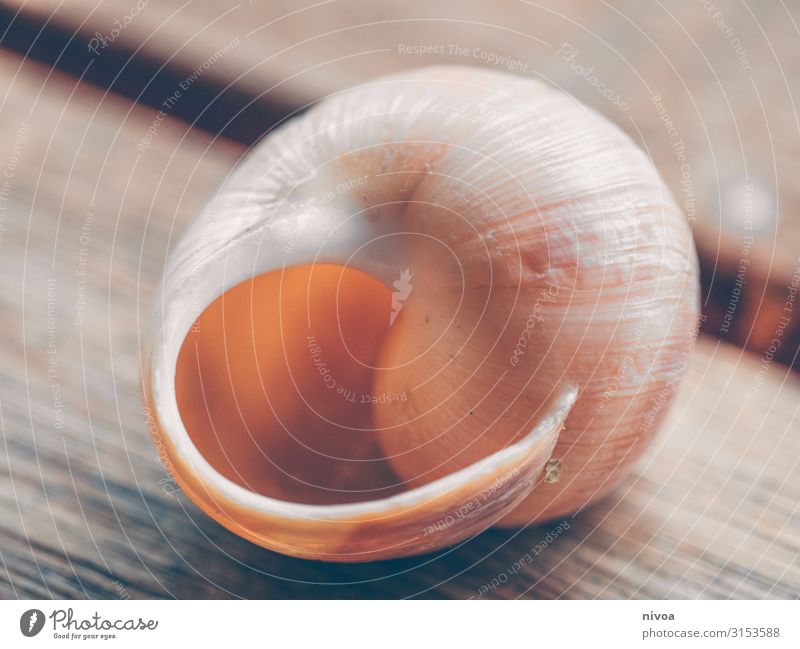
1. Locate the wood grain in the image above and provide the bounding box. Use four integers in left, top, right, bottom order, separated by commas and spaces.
0, 49, 798, 599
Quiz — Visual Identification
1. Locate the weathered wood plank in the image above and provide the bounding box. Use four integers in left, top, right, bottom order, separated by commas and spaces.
0, 50, 798, 600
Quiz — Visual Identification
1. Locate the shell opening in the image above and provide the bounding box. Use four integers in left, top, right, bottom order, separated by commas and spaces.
173, 261, 573, 513
175, 263, 408, 506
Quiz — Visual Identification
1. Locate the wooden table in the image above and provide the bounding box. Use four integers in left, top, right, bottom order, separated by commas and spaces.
0, 31, 799, 597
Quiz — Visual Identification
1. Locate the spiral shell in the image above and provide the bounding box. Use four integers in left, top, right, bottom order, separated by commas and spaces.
143, 66, 699, 560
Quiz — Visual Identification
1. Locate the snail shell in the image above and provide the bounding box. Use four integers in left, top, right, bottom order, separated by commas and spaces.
143, 66, 699, 561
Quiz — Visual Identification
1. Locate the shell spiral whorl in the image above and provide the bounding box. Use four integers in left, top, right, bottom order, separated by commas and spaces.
146, 66, 699, 560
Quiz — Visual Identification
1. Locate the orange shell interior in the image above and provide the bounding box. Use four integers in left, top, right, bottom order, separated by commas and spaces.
175, 264, 411, 505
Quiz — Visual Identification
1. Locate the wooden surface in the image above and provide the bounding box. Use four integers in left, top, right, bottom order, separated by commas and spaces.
0, 49, 799, 599
4, 0, 800, 366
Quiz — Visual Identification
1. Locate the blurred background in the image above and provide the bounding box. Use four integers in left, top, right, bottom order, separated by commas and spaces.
0, 0, 798, 599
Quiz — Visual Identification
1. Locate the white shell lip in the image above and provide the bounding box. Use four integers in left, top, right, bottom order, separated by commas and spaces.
146, 306, 577, 523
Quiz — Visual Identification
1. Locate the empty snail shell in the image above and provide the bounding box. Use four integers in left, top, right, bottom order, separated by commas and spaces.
143, 66, 699, 561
